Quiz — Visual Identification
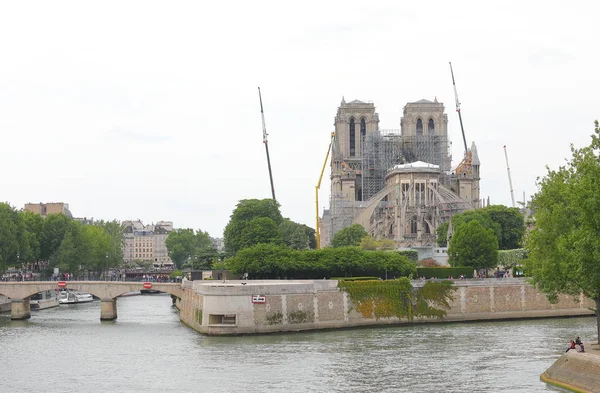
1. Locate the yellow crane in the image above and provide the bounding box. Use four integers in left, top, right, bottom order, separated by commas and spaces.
315, 132, 335, 249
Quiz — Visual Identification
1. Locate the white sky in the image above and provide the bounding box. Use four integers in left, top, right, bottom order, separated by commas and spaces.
1, 1, 598, 238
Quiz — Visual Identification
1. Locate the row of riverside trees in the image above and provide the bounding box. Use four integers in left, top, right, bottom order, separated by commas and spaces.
0, 203, 123, 278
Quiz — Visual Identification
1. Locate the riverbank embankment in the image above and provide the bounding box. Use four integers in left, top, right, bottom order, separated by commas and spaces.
178, 278, 595, 335
541, 344, 600, 393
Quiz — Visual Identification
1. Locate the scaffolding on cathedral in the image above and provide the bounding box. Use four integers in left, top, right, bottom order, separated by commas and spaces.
329, 128, 454, 239
360, 130, 452, 201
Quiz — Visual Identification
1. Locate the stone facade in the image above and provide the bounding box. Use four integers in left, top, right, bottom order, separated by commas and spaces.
122, 220, 174, 266
24, 202, 73, 218
178, 279, 595, 336
327, 98, 481, 248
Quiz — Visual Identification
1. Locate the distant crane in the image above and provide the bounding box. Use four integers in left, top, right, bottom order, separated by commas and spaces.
258, 87, 276, 201
315, 132, 335, 249
503, 145, 516, 207
449, 62, 469, 154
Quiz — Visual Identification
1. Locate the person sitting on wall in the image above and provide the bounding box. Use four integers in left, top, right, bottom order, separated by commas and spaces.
578, 343, 585, 352
575, 336, 582, 345
566, 340, 576, 352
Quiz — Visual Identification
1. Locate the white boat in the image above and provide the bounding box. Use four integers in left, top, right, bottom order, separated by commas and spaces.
58, 289, 94, 304
30, 290, 60, 310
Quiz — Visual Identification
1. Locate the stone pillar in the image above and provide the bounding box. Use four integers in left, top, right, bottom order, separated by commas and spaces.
11, 298, 31, 320
100, 298, 117, 321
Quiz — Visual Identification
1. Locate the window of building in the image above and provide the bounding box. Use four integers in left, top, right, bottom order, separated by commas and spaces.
428, 118, 435, 133
416, 118, 423, 135
360, 118, 366, 139
411, 216, 418, 233
349, 118, 356, 156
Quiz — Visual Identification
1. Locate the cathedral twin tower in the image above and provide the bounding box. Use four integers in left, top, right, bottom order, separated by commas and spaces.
326, 97, 480, 248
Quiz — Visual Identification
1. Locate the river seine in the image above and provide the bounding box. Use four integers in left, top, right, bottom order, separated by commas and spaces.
0, 294, 594, 392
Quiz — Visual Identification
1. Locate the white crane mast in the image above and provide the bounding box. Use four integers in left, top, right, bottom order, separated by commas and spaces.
503, 145, 516, 207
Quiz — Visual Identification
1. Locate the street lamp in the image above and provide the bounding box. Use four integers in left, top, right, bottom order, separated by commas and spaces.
17, 252, 22, 281
105, 253, 109, 281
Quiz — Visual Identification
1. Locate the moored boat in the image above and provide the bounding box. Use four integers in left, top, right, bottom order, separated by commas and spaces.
58, 289, 94, 304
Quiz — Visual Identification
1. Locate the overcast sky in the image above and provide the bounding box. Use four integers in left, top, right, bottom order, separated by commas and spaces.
1, 1, 598, 238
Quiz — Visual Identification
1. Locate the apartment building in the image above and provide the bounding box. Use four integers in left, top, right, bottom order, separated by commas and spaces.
122, 220, 174, 267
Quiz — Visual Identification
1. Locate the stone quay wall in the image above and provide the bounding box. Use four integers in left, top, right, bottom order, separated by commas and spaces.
541, 345, 600, 393
178, 278, 595, 336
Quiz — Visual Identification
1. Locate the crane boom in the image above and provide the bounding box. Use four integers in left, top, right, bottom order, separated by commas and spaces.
258, 87, 276, 201
503, 145, 516, 207
450, 62, 469, 154
316, 132, 335, 249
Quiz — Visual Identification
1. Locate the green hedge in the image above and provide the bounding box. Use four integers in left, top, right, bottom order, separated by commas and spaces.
416, 267, 474, 279
226, 244, 416, 279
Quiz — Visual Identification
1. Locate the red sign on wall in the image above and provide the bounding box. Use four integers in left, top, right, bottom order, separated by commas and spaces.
143, 282, 152, 289
251, 295, 266, 304
57, 281, 67, 288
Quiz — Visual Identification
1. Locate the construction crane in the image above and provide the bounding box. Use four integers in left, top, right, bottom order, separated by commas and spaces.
315, 132, 335, 249
503, 145, 516, 207
258, 87, 276, 201
449, 62, 469, 154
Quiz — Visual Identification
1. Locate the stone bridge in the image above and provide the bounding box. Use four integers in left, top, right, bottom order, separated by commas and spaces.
0, 281, 184, 320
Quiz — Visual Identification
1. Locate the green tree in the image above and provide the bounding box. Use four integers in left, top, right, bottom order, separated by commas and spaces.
166, 228, 215, 269
484, 205, 525, 250
224, 199, 283, 253
0, 203, 21, 273
166, 229, 198, 269
19, 211, 44, 263
302, 224, 317, 249
448, 220, 498, 270
359, 236, 396, 251
51, 231, 80, 274
331, 224, 368, 248
40, 213, 72, 261
451, 210, 502, 247
525, 121, 600, 344
436, 221, 449, 247
239, 217, 281, 250
280, 218, 310, 250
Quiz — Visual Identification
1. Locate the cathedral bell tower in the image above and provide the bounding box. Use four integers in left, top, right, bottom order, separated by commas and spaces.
331, 98, 379, 202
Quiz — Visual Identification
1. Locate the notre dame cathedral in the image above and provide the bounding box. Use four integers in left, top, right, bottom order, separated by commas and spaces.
321, 97, 481, 248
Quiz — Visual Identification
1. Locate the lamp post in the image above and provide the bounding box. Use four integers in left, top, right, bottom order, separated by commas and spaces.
105, 253, 109, 281
17, 252, 22, 281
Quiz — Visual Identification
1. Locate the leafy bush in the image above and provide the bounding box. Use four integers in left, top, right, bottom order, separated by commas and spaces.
416, 267, 474, 279
225, 244, 416, 279
418, 258, 440, 267
338, 278, 456, 320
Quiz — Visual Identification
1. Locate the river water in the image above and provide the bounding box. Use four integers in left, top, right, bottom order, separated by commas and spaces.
0, 294, 594, 393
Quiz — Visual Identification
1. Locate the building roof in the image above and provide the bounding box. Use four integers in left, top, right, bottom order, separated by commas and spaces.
348, 99, 366, 104
392, 161, 439, 170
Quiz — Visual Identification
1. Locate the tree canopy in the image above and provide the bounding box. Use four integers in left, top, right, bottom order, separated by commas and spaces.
331, 224, 368, 248
448, 220, 498, 270
165, 228, 214, 269
0, 204, 124, 278
223, 199, 316, 254
524, 121, 600, 344
442, 205, 525, 250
